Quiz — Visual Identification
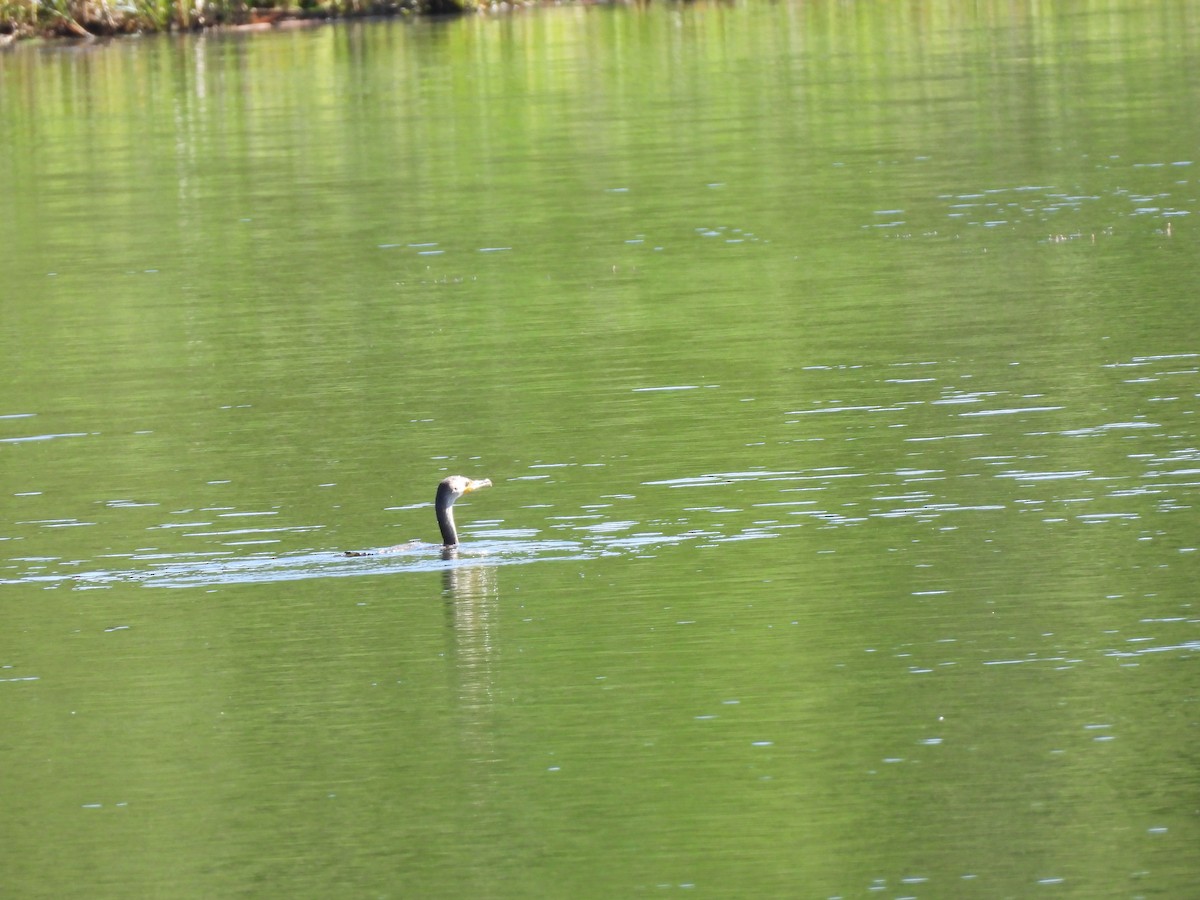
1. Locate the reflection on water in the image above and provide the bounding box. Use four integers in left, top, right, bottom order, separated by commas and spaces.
2, 2, 1199, 897
442, 550, 501, 769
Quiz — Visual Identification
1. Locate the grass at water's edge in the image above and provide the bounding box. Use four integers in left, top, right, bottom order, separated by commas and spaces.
0, 0, 555, 41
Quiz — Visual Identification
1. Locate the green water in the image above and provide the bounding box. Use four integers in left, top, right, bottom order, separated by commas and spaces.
3, 3, 1199, 897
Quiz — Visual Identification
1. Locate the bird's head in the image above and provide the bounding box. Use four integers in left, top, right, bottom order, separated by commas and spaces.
437, 475, 493, 508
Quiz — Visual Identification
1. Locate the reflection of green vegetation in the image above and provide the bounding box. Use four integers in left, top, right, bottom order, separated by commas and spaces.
2, 5, 1199, 896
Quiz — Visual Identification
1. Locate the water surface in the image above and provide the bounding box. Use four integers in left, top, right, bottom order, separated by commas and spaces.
2, 3, 1198, 897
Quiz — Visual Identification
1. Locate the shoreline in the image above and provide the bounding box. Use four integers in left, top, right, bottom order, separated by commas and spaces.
0, 0, 552, 43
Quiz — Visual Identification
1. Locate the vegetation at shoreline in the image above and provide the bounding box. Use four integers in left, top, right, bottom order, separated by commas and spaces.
0, 0, 500, 40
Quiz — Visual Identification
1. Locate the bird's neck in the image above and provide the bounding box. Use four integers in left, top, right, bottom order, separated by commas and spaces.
437, 503, 458, 546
